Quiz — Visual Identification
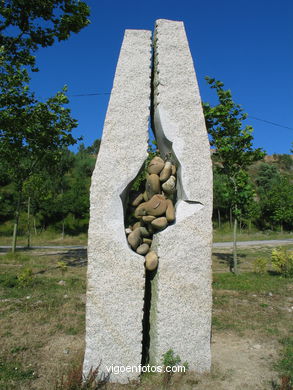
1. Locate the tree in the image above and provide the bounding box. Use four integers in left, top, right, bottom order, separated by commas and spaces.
0, 0, 90, 69
255, 163, 280, 191
258, 174, 293, 231
0, 1, 90, 251
213, 170, 231, 228
0, 69, 78, 250
203, 77, 265, 273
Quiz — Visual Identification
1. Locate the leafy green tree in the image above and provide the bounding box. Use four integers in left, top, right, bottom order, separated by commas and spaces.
85, 139, 101, 155
213, 170, 231, 228
255, 163, 280, 191
203, 77, 265, 273
234, 169, 260, 230
0, 0, 90, 68
0, 73, 78, 250
0, 1, 90, 251
259, 175, 293, 231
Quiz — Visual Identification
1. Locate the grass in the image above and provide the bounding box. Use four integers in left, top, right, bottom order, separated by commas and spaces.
0, 230, 87, 246
0, 244, 292, 389
0, 248, 86, 389
275, 337, 293, 384
213, 272, 292, 293
213, 226, 293, 243
0, 226, 292, 248
212, 272, 293, 334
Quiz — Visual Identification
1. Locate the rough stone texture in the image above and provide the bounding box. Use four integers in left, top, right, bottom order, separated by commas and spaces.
149, 19, 213, 371
83, 30, 152, 383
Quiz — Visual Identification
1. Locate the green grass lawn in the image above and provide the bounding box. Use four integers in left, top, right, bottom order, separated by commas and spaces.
0, 231, 88, 246
0, 246, 292, 389
213, 228, 293, 243
0, 228, 292, 248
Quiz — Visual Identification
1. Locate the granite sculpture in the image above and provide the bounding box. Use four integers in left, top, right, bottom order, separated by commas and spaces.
83, 19, 212, 384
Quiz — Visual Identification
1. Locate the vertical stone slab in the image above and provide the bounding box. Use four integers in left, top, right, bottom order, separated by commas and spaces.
83, 30, 152, 383
149, 19, 213, 371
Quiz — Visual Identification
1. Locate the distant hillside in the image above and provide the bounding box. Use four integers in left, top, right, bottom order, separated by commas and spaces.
249, 154, 293, 179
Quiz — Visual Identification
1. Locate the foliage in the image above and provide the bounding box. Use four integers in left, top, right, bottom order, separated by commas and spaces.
213, 170, 231, 224
273, 154, 293, 171
203, 78, 265, 174
203, 77, 265, 272
57, 260, 68, 276
271, 248, 293, 277
255, 163, 280, 191
0, 1, 90, 250
17, 267, 34, 287
203, 77, 265, 215
253, 257, 269, 274
0, 0, 90, 69
162, 349, 189, 371
0, 141, 98, 237
259, 175, 293, 231
161, 349, 188, 386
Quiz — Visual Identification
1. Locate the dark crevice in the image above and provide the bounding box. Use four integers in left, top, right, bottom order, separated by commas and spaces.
141, 44, 156, 366
141, 268, 157, 365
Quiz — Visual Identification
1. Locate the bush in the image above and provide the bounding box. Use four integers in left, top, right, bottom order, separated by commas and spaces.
271, 248, 293, 277
253, 257, 269, 274
17, 267, 34, 287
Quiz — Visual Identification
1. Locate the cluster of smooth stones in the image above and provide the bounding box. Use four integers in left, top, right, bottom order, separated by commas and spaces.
125, 156, 177, 271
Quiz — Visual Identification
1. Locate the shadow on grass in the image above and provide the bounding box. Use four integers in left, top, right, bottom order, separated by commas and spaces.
33, 249, 87, 275
61, 249, 87, 267
213, 252, 247, 268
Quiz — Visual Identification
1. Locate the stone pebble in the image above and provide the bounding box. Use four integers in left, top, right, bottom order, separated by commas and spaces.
132, 193, 144, 207
136, 243, 150, 255
146, 173, 161, 199
145, 251, 158, 271
127, 228, 142, 250
126, 156, 177, 271
159, 161, 172, 182
162, 175, 176, 194
151, 217, 168, 230
166, 199, 175, 222
147, 156, 165, 174
134, 194, 168, 218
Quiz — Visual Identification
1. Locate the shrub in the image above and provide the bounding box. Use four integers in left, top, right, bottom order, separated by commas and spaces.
253, 257, 269, 274
55, 362, 109, 389
271, 248, 293, 277
17, 267, 34, 287
57, 261, 68, 276
161, 349, 188, 386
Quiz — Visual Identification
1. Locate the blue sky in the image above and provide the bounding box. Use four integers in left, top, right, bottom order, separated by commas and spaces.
29, 0, 292, 154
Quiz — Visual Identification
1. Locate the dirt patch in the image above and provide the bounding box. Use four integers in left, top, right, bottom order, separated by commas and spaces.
32, 335, 84, 390
208, 332, 279, 390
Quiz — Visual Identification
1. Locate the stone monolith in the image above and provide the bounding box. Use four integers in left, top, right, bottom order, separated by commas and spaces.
83, 29, 152, 383
148, 19, 213, 371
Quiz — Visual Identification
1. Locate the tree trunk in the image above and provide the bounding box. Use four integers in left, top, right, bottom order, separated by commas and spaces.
62, 220, 65, 240
233, 217, 238, 274
27, 197, 31, 248
229, 208, 232, 229
12, 192, 22, 253
217, 209, 221, 229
